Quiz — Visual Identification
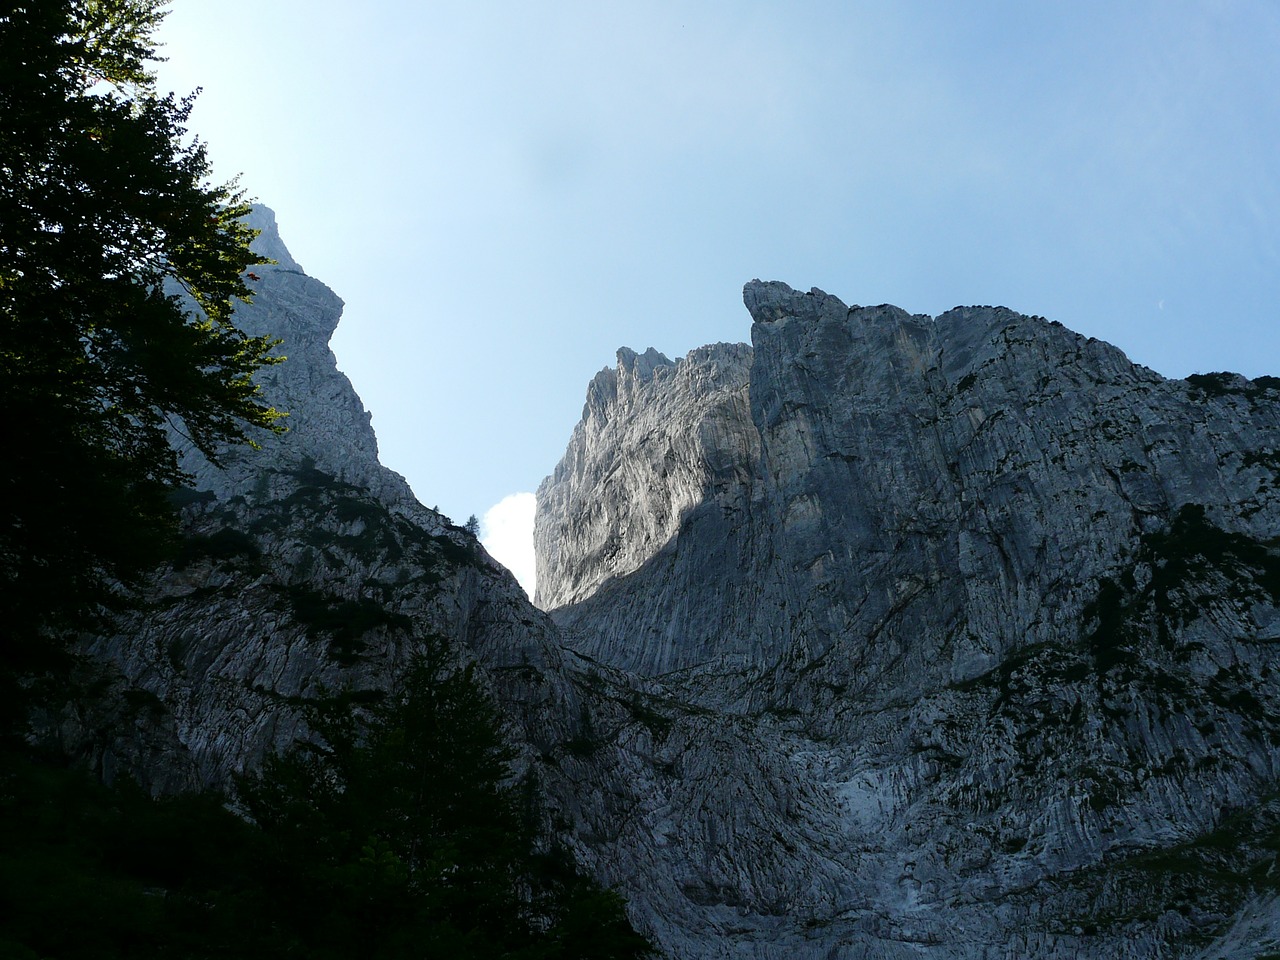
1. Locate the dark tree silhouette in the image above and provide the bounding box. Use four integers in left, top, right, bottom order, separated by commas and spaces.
0, 0, 283, 702
238, 650, 657, 959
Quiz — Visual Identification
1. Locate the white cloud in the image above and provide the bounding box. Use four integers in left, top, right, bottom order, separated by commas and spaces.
481, 492, 536, 599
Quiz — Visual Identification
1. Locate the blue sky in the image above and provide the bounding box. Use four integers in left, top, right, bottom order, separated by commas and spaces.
155, 2, 1280, 594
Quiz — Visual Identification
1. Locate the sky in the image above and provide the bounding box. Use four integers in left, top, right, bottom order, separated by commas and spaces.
153, 1, 1280, 597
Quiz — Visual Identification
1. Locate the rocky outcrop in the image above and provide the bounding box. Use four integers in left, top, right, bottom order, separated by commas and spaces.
173, 206, 424, 517
71, 208, 558, 787
533, 344, 758, 614
535, 280, 1280, 957
540, 282, 1280, 689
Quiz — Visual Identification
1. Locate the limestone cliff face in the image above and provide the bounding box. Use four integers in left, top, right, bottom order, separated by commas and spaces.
535, 280, 1280, 957
173, 207, 422, 515
533, 344, 758, 616
539, 282, 1280, 686
75, 207, 557, 788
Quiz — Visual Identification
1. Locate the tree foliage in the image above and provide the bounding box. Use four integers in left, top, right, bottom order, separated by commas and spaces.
0, 1, 283, 672
0, 653, 657, 959
238, 649, 656, 959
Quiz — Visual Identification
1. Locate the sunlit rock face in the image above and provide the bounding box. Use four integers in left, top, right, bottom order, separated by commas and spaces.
539, 281, 1280, 686
536, 280, 1280, 957
532, 342, 761, 669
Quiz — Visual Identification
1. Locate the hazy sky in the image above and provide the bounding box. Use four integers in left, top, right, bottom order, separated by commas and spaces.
155, 2, 1280, 594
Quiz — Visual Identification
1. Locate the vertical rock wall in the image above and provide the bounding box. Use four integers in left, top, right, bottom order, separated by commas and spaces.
533, 279, 1280, 958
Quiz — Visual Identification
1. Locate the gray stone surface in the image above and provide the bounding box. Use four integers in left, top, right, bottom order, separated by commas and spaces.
76, 222, 1280, 960
535, 280, 1280, 956
72, 207, 538, 786
174, 207, 425, 519
540, 282, 1280, 687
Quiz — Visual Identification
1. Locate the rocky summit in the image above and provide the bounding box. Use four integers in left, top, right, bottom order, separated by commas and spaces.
77, 217, 1280, 957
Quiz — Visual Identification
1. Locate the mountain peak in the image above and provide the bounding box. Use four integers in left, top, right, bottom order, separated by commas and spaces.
743, 278, 852, 323
616, 346, 674, 381
243, 204, 304, 274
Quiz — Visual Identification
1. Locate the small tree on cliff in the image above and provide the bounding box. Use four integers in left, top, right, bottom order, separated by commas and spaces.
0, 0, 283, 691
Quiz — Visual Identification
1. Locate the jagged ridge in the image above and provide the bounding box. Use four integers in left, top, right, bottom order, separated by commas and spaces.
533, 279, 1280, 957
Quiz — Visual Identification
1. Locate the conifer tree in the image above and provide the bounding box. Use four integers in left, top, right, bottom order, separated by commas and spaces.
0, 1, 282, 687
239, 650, 657, 959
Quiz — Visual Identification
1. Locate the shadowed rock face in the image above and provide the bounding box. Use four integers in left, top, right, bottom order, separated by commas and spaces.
80, 227, 1280, 960
76, 207, 563, 791
173, 206, 422, 514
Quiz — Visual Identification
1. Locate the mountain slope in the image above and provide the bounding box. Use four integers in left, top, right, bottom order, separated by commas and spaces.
535, 280, 1280, 957
58, 212, 666, 950
72, 218, 1280, 958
